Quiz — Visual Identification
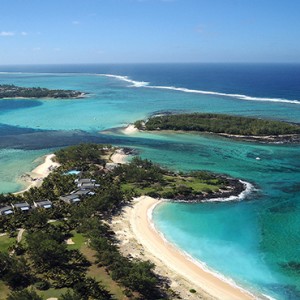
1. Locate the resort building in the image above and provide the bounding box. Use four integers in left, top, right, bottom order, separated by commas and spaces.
60, 194, 81, 205
75, 178, 100, 190
33, 200, 53, 209
60, 188, 95, 205
11, 202, 31, 212
75, 178, 95, 184
72, 189, 95, 196
0, 206, 14, 216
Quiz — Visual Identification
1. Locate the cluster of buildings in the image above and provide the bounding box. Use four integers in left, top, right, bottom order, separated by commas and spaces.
0, 177, 100, 217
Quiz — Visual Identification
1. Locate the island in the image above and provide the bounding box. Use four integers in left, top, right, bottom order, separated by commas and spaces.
134, 113, 300, 143
0, 84, 86, 99
0, 143, 252, 300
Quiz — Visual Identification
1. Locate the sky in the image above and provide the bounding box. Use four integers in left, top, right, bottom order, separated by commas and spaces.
1, 0, 300, 64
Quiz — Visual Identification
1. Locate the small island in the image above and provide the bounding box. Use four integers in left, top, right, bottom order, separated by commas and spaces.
134, 113, 300, 143
0, 84, 86, 99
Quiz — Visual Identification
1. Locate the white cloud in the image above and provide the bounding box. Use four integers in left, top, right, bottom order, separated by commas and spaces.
72, 21, 80, 25
0, 31, 15, 37
21, 31, 28, 36
33, 47, 41, 51
53, 47, 61, 52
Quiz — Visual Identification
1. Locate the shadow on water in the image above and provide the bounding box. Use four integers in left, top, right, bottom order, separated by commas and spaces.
0, 99, 42, 113
0, 127, 189, 151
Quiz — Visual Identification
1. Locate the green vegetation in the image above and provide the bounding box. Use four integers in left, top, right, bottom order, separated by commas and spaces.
0, 84, 85, 99
0, 235, 16, 253
7, 289, 42, 300
135, 113, 300, 136
117, 158, 224, 200
0, 143, 244, 299
0, 144, 172, 299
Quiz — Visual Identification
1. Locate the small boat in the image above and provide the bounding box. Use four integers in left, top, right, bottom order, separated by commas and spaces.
256, 157, 261, 160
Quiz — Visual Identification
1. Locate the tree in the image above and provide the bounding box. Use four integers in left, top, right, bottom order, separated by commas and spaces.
26, 231, 69, 270
59, 290, 82, 300
7, 289, 42, 300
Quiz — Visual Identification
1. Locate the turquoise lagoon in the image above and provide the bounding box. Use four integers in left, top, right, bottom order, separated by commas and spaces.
0, 65, 299, 299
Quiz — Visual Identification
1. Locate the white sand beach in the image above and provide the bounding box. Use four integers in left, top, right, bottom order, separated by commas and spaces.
111, 195, 257, 300
110, 149, 128, 164
122, 124, 139, 135
15, 154, 60, 194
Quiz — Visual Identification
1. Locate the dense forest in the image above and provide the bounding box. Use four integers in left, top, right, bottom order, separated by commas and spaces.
0, 84, 85, 99
134, 113, 300, 136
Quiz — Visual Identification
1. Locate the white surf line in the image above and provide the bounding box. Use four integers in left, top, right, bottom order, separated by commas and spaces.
3, 71, 299, 105
99, 73, 300, 105
98, 74, 149, 87
201, 180, 256, 203
163, 180, 255, 204
147, 198, 266, 300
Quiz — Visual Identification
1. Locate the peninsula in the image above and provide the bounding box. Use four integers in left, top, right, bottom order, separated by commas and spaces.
0, 143, 254, 300
134, 113, 300, 143
0, 84, 86, 99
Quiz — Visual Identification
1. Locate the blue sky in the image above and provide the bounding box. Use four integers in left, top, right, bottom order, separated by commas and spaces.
1, 0, 300, 64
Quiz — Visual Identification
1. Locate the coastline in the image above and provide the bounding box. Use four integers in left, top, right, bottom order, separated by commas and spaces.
130, 122, 300, 144
145, 129, 300, 144
0, 92, 87, 100
111, 196, 260, 300
110, 148, 129, 164
109, 150, 261, 299
122, 124, 139, 135
15, 154, 60, 194
14, 148, 259, 299
16, 147, 124, 195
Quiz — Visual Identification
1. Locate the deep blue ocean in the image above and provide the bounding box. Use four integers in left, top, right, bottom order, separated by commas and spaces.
0, 64, 299, 299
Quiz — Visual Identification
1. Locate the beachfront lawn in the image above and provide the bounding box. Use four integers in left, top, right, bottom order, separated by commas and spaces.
81, 245, 129, 300
67, 230, 86, 250
0, 281, 10, 300
121, 174, 222, 198
182, 177, 220, 192
0, 234, 16, 253
37, 287, 68, 299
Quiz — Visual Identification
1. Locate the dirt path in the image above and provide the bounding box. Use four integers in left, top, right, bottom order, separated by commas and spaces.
17, 228, 25, 243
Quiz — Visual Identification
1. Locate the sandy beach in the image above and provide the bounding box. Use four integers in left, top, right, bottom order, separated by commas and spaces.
122, 124, 139, 135
110, 148, 129, 164
111, 195, 259, 300
15, 154, 60, 194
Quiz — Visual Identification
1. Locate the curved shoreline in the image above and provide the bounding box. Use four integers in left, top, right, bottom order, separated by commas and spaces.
14, 148, 262, 299
116, 196, 261, 300
15, 154, 60, 194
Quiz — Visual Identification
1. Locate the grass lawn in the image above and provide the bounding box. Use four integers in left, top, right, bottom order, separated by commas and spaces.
81, 245, 129, 300
121, 174, 222, 198
184, 178, 220, 192
37, 287, 68, 299
0, 281, 10, 300
67, 230, 86, 251
0, 234, 16, 253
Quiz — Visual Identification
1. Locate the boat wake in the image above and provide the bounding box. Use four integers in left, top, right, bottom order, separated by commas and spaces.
99, 74, 300, 105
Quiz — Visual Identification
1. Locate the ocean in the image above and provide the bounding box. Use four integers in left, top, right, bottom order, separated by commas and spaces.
0, 63, 299, 299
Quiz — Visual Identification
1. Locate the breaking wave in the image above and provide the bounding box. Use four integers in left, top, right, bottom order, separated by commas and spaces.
99, 74, 300, 105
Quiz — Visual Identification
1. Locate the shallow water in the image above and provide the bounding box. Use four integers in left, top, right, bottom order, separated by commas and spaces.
0, 64, 299, 299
